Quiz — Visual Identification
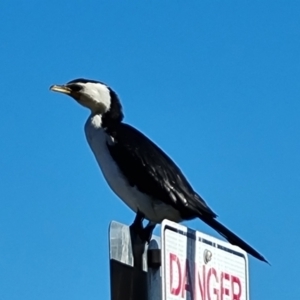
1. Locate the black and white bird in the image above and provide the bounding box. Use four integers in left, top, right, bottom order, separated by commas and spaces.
50, 78, 268, 263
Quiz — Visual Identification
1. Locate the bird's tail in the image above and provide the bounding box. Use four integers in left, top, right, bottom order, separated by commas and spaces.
200, 215, 269, 263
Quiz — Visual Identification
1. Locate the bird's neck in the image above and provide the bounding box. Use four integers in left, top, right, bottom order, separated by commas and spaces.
102, 105, 124, 128
88, 110, 123, 130
89, 91, 124, 129
89, 114, 103, 129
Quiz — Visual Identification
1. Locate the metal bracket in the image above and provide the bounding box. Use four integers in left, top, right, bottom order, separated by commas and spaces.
147, 249, 161, 269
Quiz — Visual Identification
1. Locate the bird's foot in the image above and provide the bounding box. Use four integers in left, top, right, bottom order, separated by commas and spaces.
138, 222, 156, 243
130, 210, 145, 236
129, 213, 156, 243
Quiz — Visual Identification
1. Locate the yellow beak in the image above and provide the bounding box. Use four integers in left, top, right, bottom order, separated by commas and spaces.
49, 85, 72, 95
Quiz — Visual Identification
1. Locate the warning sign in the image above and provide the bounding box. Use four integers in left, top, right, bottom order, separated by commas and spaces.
161, 220, 249, 300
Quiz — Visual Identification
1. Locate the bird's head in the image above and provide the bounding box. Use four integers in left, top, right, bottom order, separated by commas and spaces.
50, 78, 123, 124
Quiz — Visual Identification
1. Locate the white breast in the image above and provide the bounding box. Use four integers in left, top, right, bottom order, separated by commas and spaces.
84, 115, 182, 224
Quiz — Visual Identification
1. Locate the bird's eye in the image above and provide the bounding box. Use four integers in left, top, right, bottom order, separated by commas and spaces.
68, 84, 83, 92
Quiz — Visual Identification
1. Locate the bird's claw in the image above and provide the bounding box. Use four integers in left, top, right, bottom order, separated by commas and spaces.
129, 211, 156, 243
138, 227, 153, 243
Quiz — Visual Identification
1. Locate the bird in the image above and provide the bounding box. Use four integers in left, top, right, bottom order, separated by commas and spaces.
50, 78, 268, 263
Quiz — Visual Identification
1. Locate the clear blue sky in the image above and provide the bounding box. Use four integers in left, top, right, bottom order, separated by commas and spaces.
0, 1, 299, 299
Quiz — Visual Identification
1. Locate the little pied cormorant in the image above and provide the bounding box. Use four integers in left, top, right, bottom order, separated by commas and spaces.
50, 78, 268, 263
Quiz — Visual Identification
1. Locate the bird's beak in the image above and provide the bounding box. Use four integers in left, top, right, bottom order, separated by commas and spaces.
50, 85, 72, 95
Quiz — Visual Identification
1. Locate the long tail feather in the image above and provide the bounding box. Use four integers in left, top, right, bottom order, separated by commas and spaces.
200, 215, 269, 264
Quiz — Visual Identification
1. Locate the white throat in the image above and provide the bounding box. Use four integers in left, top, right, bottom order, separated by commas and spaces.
90, 114, 103, 129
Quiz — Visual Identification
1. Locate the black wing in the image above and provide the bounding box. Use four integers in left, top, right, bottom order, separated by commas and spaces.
107, 123, 216, 219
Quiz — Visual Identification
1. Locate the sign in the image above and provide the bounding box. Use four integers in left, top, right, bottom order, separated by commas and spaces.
161, 220, 249, 300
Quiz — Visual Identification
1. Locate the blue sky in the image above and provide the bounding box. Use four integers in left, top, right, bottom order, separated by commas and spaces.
0, 1, 299, 299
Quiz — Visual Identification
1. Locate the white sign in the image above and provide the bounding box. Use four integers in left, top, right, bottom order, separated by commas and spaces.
161, 220, 249, 300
